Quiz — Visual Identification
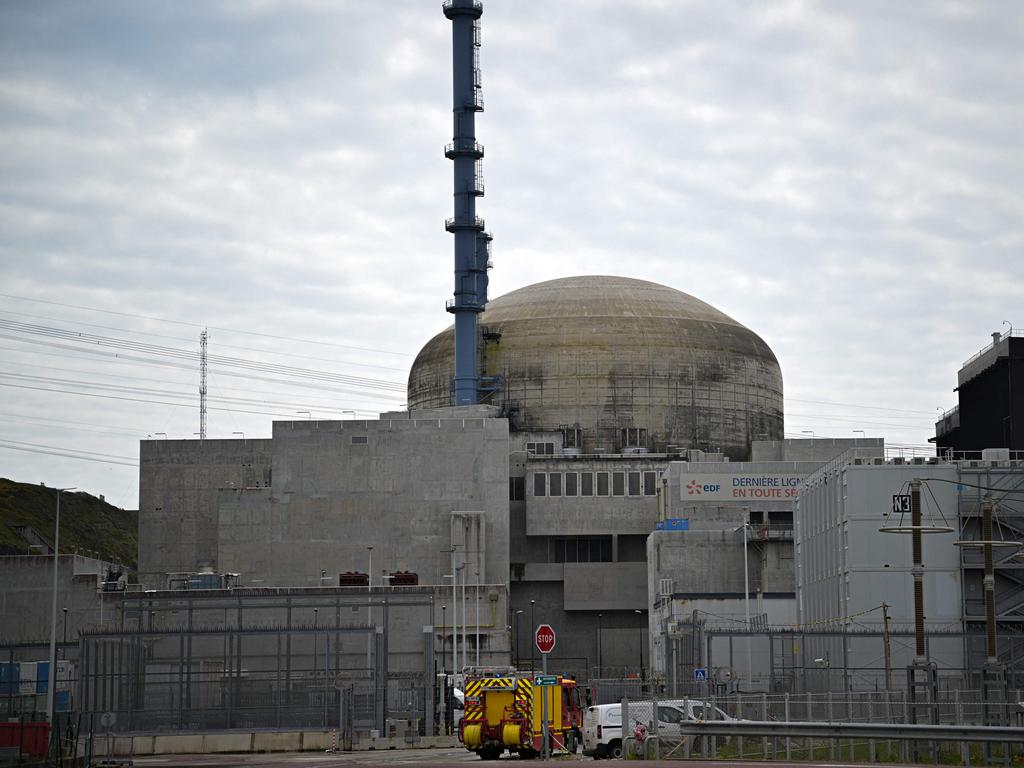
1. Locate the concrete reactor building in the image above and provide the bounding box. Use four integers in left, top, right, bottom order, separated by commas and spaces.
409, 275, 784, 459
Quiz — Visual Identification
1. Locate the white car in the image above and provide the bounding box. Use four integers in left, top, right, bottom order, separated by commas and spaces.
582, 699, 734, 759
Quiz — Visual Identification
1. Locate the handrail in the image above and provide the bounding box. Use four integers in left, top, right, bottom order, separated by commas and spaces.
680, 718, 1024, 744
962, 328, 1023, 368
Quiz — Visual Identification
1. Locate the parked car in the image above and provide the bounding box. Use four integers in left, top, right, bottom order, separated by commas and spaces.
582, 699, 734, 759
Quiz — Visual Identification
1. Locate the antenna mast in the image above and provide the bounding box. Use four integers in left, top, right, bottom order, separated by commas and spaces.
199, 328, 208, 440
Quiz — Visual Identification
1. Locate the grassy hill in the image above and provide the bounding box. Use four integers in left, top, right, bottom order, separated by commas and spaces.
0, 478, 137, 570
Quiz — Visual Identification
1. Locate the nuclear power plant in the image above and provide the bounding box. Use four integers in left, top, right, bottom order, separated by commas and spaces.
4, 0, 1023, 754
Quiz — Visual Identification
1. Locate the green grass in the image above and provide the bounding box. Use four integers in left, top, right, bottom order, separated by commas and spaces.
0, 477, 137, 570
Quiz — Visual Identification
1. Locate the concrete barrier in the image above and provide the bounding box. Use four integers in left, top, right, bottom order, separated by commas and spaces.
91, 729, 462, 755
251, 731, 300, 752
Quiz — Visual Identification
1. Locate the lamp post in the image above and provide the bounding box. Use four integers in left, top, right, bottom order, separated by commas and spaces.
441, 605, 447, 674
313, 608, 319, 687
232, 431, 244, 439
512, 610, 523, 668
46, 486, 75, 726
741, 510, 751, 686
61, 608, 68, 660
530, 600, 536, 672
459, 564, 467, 672
366, 547, 373, 672
442, 574, 456, 676
633, 609, 644, 681
852, 429, 864, 444
597, 613, 603, 677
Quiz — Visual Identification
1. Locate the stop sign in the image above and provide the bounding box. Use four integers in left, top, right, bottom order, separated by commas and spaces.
535, 623, 556, 654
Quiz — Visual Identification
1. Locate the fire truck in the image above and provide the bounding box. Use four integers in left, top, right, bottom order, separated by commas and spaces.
458, 670, 584, 760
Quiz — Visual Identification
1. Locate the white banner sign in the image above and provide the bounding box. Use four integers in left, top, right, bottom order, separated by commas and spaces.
681, 473, 805, 501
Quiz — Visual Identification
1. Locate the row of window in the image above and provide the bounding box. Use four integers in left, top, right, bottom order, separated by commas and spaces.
534, 471, 659, 498
552, 536, 612, 563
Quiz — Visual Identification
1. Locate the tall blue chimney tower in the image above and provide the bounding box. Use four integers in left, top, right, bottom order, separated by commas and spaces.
443, 0, 491, 406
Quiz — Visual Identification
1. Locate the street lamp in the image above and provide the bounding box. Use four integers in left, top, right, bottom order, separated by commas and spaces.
633, 609, 644, 681
366, 547, 373, 671
512, 610, 524, 668
801, 430, 815, 440
232, 431, 245, 439
852, 429, 864, 445
62, 608, 68, 660
442, 573, 456, 676
441, 605, 447, 674
530, 600, 536, 672
47, 487, 75, 726
296, 411, 311, 420
731, 511, 753, 687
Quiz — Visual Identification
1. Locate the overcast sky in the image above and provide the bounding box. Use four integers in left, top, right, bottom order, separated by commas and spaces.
1, 1, 1021, 510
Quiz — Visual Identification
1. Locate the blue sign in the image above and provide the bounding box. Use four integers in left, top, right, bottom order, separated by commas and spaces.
693, 668, 708, 682
655, 518, 689, 531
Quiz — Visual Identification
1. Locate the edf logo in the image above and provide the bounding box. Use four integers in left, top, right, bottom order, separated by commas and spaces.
687, 479, 721, 495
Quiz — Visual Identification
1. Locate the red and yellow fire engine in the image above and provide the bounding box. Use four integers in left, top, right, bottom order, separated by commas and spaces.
458, 670, 584, 759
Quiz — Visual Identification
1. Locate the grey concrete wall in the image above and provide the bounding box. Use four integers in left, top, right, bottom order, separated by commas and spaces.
563, 563, 646, 611
138, 439, 272, 586
214, 417, 508, 588
0, 555, 116, 644
139, 415, 509, 591
524, 457, 665, 536
509, 580, 647, 680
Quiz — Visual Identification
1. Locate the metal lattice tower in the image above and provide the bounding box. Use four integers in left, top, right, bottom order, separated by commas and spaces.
443, 0, 492, 406
199, 328, 207, 440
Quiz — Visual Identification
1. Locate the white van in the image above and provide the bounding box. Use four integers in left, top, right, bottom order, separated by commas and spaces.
582, 699, 733, 759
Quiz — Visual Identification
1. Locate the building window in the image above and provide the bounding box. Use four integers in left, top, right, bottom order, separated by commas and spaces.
596, 472, 609, 496
509, 476, 525, 501
564, 472, 578, 496
526, 442, 555, 456
534, 473, 546, 497
643, 471, 657, 496
581, 472, 593, 496
561, 425, 582, 449
612, 471, 625, 496
351, 435, 368, 445
620, 427, 647, 449
553, 536, 613, 563
627, 471, 641, 496
549, 472, 562, 497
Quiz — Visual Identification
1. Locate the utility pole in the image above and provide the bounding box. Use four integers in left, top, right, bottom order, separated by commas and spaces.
881, 602, 892, 691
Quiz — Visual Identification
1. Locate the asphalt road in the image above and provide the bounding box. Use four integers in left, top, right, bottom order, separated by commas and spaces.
132, 749, 895, 768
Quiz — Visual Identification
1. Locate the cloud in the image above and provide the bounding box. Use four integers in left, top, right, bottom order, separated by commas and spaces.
1, 0, 1022, 505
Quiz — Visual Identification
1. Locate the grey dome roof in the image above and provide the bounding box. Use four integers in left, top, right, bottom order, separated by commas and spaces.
408, 275, 783, 458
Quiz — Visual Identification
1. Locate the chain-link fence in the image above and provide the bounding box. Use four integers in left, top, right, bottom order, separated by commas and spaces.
609, 688, 1024, 762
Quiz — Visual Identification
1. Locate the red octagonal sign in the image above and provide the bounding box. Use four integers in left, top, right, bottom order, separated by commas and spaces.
535, 623, 556, 654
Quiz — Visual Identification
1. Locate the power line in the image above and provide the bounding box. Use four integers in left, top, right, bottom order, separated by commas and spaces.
0, 334, 406, 400
0, 293, 411, 357
0, 319, 406, 391
0, 440, 139, 467
0, 308, 408, 373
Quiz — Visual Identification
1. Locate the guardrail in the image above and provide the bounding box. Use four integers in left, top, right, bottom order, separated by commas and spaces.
671, 718, 1024, 764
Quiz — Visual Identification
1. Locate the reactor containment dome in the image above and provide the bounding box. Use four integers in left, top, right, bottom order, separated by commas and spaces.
408, 275, 783, 459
